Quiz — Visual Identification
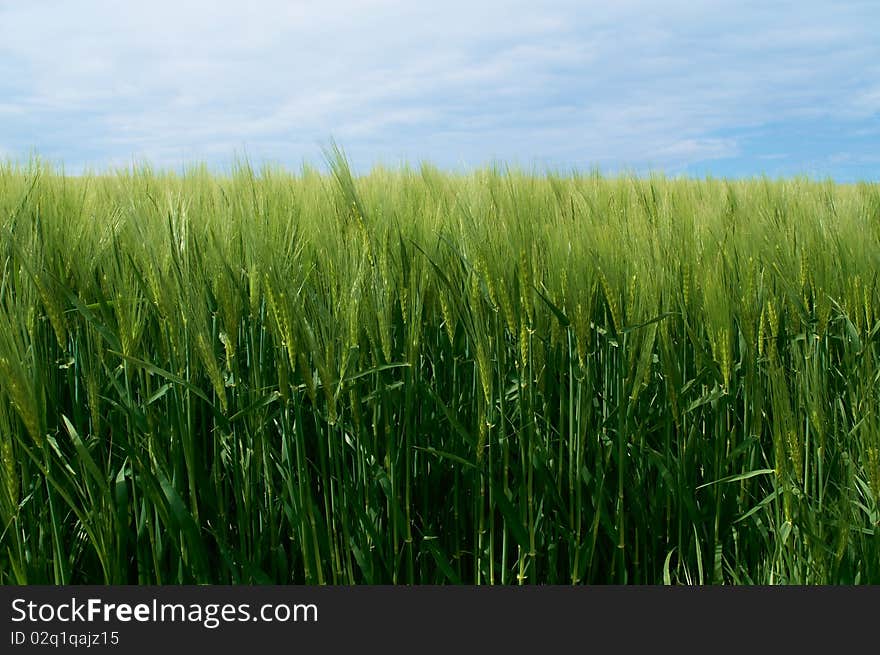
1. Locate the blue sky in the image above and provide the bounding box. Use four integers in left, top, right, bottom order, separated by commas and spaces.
1, 0, 878, 180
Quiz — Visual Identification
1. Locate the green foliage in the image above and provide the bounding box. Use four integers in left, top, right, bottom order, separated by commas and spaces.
0, 159, 878, 584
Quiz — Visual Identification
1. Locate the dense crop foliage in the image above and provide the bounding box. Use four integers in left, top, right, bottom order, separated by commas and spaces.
0, 156, 879, 584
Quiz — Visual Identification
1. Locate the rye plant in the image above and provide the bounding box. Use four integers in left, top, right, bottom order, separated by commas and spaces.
0, 155, 878, 584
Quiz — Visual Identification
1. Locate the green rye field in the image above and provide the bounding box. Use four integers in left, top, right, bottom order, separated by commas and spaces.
1, 154, 878, 584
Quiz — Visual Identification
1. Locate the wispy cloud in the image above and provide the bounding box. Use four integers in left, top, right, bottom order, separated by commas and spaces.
0, 0, 877, 178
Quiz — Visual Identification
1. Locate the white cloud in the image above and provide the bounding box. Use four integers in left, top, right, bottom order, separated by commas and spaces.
0, 0, 877, 173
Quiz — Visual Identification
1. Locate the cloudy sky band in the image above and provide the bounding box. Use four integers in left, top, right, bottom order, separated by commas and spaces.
1, 0, 877, 179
